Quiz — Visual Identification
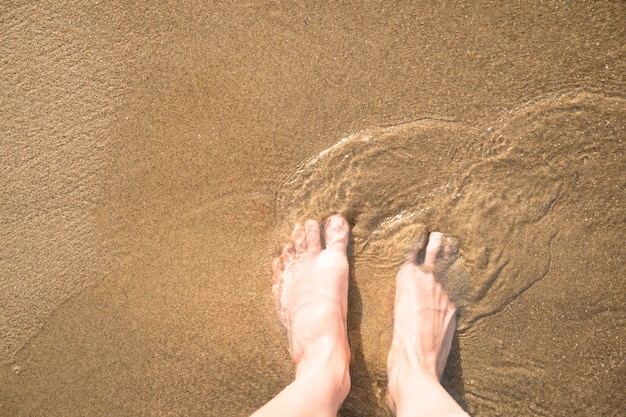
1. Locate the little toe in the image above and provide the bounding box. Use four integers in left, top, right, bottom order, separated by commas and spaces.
323, 214, 350, 252
272, 256, 283, 278
423, 231, 444, 268
305, 219, 322, 254
292, 223, 306, 256
271, 257, 282, 294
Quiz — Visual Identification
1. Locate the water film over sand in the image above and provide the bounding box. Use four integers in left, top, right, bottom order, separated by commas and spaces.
277, 90, 626, 415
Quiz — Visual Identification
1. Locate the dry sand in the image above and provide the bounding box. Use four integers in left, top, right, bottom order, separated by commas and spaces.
1, 1, 624, 416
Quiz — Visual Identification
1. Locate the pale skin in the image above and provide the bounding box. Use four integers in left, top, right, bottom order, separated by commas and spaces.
252, 214, 468, 417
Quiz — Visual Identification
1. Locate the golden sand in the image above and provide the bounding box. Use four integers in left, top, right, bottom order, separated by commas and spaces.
1, 2, 624, 416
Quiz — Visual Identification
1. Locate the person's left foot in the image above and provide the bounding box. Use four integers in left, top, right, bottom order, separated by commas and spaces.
272, 214, 351, 386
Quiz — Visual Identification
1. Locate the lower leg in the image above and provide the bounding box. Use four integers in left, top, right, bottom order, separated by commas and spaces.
251, 352, 349, 417
387, 232, 469, 417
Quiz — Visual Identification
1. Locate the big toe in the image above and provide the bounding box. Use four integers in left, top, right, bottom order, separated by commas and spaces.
423, 231, 444, 268
323, 214, 350, 252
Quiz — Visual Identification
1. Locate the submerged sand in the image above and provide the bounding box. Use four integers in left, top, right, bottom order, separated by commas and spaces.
1, 2, 624, 416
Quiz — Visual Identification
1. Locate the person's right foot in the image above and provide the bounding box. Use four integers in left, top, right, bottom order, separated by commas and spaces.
386, 231, 459, 414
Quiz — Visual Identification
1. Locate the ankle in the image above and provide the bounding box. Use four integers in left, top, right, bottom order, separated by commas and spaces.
295, 350, 351, 404
387, 345, 440, 408
387, 343, 440, 381
296, 339, 350, 376
388, 367, 468, 417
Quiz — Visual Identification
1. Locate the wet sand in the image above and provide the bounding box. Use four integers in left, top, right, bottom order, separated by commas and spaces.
1, 2, 625, 416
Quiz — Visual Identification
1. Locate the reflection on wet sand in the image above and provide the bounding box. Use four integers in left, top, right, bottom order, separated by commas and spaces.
277, 90, 626, 415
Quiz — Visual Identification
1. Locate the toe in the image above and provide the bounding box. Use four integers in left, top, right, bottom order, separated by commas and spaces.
423, 231, 443, 268
292, 223, 306, 256
404, 229, 429, 265
305, 219, 322, 254
271, 257, 283, 296
323, 214, 350, 252
272, 256, 283, 277
281, 242, 295, 263
442, 236, 458, 258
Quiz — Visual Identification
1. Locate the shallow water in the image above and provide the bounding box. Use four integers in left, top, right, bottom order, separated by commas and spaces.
278, 90, 626, 415
279, 89, 626, 328
1, 2, 625, 416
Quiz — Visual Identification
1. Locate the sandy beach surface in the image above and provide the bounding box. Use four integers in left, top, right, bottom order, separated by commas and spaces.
1, 1, 624, 416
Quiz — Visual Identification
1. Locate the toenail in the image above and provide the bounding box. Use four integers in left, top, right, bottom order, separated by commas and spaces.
329, 215, 344, 228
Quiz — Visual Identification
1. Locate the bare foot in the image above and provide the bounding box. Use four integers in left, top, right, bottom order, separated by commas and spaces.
387, 231, 466, 417
272, 214, 351, 397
